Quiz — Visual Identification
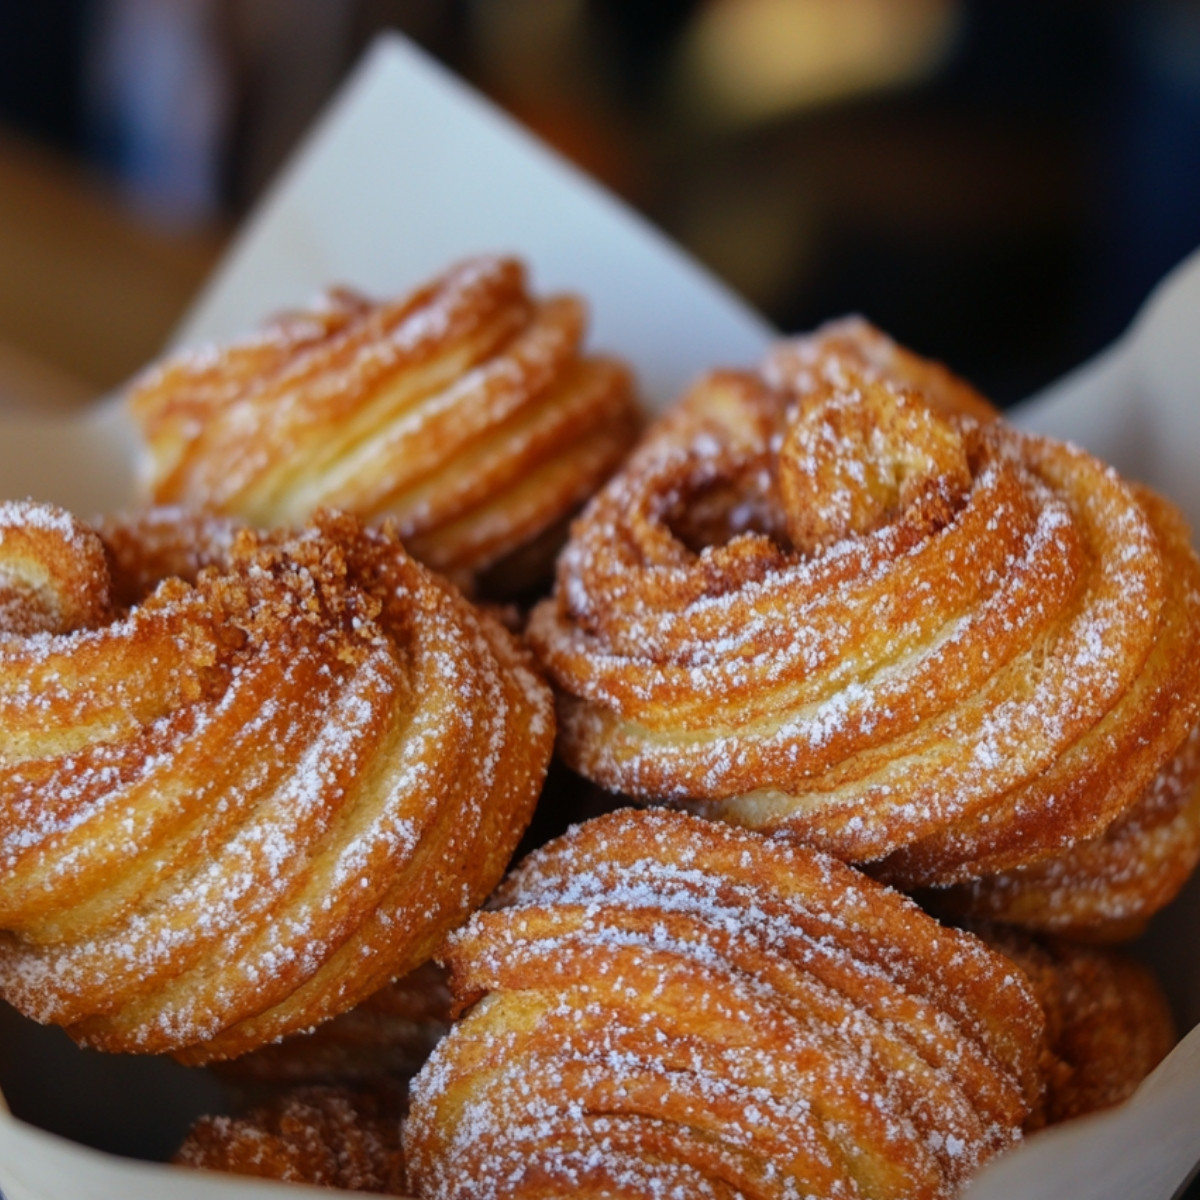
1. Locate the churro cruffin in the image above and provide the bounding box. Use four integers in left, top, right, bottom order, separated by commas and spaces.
0, 501, 553, 1062
127, 256, 642, 595
971, 924, 1176, 1125
403, 808, 1047, 1200
526, 320, 1200, 936
175, 1084, 408, 1194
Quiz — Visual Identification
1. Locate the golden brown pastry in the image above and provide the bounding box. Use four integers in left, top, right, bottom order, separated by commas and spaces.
762, 315, 998, 424
971, 925, 1176, 1125
127, 256, 642, 595
0, 501, 554, 1061
403, 808, 1047, 1200
928, 723, 1200, 939
526, 320, 1200, 937
175, 1084, 407, 1193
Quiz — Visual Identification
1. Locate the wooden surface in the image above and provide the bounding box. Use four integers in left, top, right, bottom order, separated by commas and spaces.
0, 125, 226, 407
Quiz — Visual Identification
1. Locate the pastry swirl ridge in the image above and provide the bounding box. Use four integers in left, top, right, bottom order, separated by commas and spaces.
0, 501, 554, 1061
128, 256, 642, 594
403, 808, 1046, 1200
928, 721, 1200, 937
526, 321, 1200, 932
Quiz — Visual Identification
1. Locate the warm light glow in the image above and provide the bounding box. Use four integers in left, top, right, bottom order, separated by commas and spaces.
674, 0, 960, 124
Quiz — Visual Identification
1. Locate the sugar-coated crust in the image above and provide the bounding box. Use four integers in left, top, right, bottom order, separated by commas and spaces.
403, 808, 1046, 1200
127, 256, 642, 595
762, 315, 999, 425
0, 502, 554, 1060
972, 925, 1176, 1124
526, 320, 1200, 935
175, 1084, 408, 1193
925, 720, 1200, 939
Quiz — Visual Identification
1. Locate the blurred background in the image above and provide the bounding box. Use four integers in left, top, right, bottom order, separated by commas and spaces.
1, 0, 1199, 411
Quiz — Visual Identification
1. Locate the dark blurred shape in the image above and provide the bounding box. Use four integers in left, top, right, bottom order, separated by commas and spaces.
222, 0, 356, 210
752, 0, 1102, 403
1089, 0, 1200, 351
585, 0, 699, 109
0, 0, 90, 149
85, 0, 231, 226
2, 1, 1200, 407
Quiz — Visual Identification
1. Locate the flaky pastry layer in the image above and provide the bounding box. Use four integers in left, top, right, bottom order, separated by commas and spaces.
175, 1084, 408, 1194
216, 960, 452, 1090
971, 924, 1175, 1125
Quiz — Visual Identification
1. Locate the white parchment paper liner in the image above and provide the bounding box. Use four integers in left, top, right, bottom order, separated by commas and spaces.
0, 32, 1197, 1200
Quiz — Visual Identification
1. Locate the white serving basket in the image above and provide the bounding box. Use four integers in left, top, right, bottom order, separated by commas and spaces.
1, 33, 1198, 1200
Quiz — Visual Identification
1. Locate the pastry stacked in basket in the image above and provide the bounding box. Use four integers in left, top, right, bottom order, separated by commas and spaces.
0, 257, 1196, 1200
